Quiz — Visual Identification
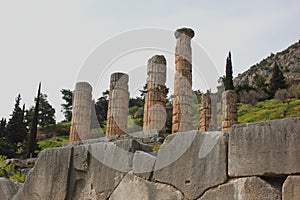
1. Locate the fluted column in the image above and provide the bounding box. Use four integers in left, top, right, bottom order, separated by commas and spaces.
143, 55, 167, 133
199, 91, 211, 132
69, 82, 93, 142
106, 72, 129, 136
172, 28, 195, 133
222, 90, 238, 132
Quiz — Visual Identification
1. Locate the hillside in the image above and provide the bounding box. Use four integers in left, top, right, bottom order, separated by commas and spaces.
238, 98, 300, 123
234, 40, 300, 87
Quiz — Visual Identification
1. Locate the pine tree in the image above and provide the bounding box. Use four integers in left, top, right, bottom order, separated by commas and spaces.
269, 62, 287, 97
0, 118, 6, 138
224, 52, 234, 90
61, 89, 73, 121
5, 94, 27, 145
27, 83, 41, 158
26, 93, 56, 128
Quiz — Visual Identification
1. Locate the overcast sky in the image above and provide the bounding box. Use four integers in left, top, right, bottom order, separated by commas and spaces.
0, 0, 299, 122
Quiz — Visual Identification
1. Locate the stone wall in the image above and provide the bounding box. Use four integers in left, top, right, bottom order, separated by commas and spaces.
7, 117, 300, 200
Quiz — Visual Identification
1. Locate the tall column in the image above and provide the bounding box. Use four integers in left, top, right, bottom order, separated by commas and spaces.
199, 90, 211, 132
172, 28, 195, 133
222, 90, 238, 132
209, 93, 218, 131
69, 82, 93, 142
143, 55, 167, 133
106, 72, 129, 136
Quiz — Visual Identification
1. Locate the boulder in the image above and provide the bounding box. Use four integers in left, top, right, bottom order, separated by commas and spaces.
153, 131, 228, 199
198, 177, 281, 200
109, 173, 183, 200
229, 118, 300, 177
283, 175, 300, 200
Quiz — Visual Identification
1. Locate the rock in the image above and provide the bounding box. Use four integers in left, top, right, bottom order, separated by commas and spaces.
283, 175, 300, 200
73, 145, 89, 172
0, 178, 22, 200
198, 177, 281, 200
229, 118, 300, 177
109, 173, 184, 200
5, 159, 28, 169
128, 130, 159, 144
153, 131, 228, 199
133, 151, 156, 180
13, 147, 72, 200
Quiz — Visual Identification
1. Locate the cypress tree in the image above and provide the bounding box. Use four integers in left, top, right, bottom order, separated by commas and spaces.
269, 62, 287, 97
224, 51, 234, 90
27, 83, 41, 158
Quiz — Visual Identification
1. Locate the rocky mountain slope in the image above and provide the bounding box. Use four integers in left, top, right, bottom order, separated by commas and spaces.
234, 40, 300, 87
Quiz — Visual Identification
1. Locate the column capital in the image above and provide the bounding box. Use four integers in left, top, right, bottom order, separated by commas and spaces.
174, 28, 195, 39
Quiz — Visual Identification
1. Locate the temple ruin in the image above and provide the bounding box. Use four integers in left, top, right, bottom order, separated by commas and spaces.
69, 82, 92, 142
222, 90, 238, 132
172, 28, 195, 133
199, 90, 211, 132
143, 55, 167, 133
106, 72, 129, 136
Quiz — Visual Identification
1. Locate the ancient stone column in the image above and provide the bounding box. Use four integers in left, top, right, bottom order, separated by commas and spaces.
222, 90, 238, 132
143, 55, 167, 133
106, 72, 129, 136
209, 93, 218, 131
199, 91, 211, 132
172, 28, 195, 133
69, 82, 93, 142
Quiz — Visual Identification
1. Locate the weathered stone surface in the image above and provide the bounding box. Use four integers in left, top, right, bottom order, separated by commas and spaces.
128, 129, 159, 144
222, 90, 238, 132
283, 175, 300, 200
153, 131, 228, 199
109, 173, 184, 200
0, 178, 22, 200
199, 91, 211, 132
13, 147, 72, 200
69, 82, 93, 141
172, 28, 194, 133
106, 72, 129, 136
198, 177, 281, 200
229, 118, 300, 177
133, 151, 156, 180
143, 55, 167, 133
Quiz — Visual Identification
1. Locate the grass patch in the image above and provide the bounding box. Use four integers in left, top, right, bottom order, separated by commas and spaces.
37, 136, 69, 152
238, 99, 300, 123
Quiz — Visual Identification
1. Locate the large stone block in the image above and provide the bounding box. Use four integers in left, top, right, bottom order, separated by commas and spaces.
109, 173, 183, 200
0, 178, 22, 200
283, 175, 300, 200
198, 177, 281, 200
13, 147, 72, 200
229, 118, 300, 177
153, 131, 228, 199
133, 151, 156, 180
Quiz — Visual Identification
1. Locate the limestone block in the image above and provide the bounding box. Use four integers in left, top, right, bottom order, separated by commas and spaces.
283, 175, 300, 200
229, 118, 300, 177
0, 178, 22, 200
13, 147, 72, 200
153, 131, 228, 199
198, 177, 281, 200
133, 151, 156, 180
109, 173, 184, 200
